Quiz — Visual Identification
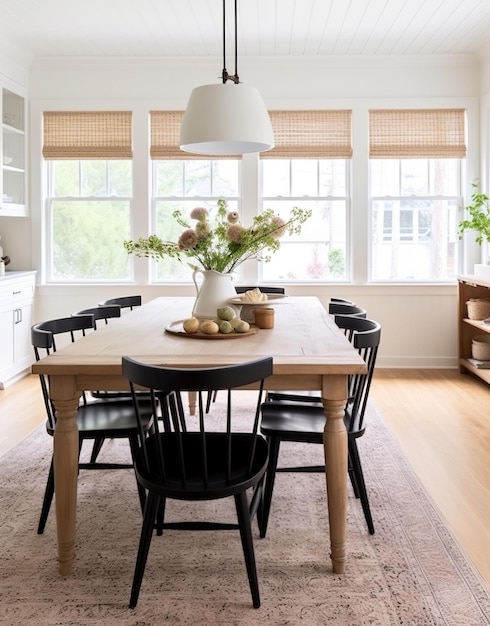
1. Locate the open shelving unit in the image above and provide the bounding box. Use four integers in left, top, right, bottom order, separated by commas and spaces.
458, 274, 490, 385
1, 86, 26, 216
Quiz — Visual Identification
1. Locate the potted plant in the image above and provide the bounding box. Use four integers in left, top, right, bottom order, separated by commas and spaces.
458, 181, 490, 276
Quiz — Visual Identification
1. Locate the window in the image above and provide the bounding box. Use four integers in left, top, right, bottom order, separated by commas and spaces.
43, 111, 133, 282
151, 159, 240, 281
369, 109, 466, 281
260, 110, 352, 282
261, 159, 349, 281
370, 159, 461, 280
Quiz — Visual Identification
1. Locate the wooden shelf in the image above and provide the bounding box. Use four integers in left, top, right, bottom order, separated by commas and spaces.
458, 275, 490, 383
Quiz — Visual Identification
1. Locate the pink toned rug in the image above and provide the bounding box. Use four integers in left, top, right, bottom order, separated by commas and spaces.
0, 396, 489, 625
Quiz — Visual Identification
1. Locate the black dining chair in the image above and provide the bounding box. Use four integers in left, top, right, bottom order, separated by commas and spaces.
32, 315, 153, 534
75, 304, 121, 330
328, 301, 367, 317
122, 355, 273, 609
99, 295, 142, 310
266, 298, 367, 405
259, 316, 381, 537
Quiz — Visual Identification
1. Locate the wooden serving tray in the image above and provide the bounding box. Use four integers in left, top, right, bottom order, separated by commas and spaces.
165, 320, 258, 339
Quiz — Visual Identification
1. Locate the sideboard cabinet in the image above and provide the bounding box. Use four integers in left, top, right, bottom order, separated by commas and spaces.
458, 274, 490, 385
0, 271, 36, 388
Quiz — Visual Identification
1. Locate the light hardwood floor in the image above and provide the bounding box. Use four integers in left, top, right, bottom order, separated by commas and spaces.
371, 369, 490, 587
1, 370, 489, 586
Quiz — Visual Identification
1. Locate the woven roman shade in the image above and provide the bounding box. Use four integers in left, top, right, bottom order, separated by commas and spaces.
262, 110, 352, 159
43, 111, 133, 159
150, 109, 352, 159
150, 111, 238, 159
369, 109, 466, 158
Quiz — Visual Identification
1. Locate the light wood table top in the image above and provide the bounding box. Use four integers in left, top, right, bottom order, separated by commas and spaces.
32, 296, 366, 576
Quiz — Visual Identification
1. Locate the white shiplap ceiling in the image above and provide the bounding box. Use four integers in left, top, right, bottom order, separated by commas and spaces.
0, 0, 490, 60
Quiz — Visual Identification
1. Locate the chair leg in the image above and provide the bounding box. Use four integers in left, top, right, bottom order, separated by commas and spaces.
234, 490, 261, 609
348, 459, 361, 498
90, 437, 104, 463
258, 436, 281, 539
129, 491, 159, 609
156, 495, 166, 536
348, 439, 374, 535
129, 436, 146, 514
37, 457, 55, 534
205, 390, 218, 413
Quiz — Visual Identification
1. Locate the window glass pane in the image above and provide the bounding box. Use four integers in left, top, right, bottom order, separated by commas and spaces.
80, 161, 108, 196
108, 161, 132, 196
47, 159, 132, 282
184, 161, 212, 196
155, 161, 183, 196
370, 160, 399, 196
262, 161, 290, 196
52, 161, 79, 197
212, 161, 240, 196
51, 200, 131, 280
370, 158, 461, 281
291, 160, 318, 196
429, 160, 459, 195
319, 160, 347, 195
400, 160, 429, 195
262, 159, 348, 281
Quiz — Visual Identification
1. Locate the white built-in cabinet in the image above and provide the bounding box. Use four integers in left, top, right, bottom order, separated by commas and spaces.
0, 271, 36, 388
1, 84, 26, 217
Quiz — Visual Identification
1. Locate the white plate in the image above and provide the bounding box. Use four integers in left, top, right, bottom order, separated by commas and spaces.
228, 294, 287, 305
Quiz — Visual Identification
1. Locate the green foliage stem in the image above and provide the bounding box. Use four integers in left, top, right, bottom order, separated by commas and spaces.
458, 181, 490, 245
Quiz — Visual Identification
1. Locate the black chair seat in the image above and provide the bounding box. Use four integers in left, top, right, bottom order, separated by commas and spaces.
136, 432, 269, 498
44, 400, 153, 438
260, 403, 364, 442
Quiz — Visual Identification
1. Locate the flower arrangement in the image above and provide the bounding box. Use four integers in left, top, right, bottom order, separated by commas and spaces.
124, 199, 311, 274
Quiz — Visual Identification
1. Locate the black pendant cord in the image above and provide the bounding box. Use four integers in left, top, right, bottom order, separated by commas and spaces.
233, 0, 239, 83
221, 0, 240, 84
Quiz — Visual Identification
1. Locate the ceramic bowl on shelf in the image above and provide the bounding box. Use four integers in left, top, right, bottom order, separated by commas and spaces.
2, 156, 13, 165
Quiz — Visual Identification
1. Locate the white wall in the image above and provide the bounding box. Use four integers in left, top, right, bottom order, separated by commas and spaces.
0, 53, 485, 367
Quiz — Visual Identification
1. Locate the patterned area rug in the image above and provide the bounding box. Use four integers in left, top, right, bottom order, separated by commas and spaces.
1, 396, 489, 626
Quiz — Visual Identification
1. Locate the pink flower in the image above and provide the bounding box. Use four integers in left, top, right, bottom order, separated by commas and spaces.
269, 216, 287, 238
178, 229, 199, 250
226, 224, 246, 243
227, 211, 240, 224
190, 207, 209, 220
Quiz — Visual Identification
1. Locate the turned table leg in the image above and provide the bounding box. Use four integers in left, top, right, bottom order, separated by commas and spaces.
322, 374, 348, 574
49, 376, 81, 575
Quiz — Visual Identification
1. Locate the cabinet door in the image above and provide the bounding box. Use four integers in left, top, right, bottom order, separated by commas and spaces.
13, 303, 33, 369
0, 308, 14, 375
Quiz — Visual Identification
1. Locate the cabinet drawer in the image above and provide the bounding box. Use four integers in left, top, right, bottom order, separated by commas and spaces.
0, 276, 35, 308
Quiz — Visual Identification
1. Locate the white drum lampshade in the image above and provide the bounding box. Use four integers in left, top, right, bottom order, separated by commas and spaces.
180, 83, 274, 155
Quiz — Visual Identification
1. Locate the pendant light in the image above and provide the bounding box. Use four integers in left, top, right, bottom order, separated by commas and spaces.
180, 0, 274, 155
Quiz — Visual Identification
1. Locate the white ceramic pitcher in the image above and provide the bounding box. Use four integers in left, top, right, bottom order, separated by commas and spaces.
192, 269, 237, 320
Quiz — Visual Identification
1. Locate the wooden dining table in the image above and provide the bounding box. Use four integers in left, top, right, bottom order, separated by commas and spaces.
32, 296, 367, 576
